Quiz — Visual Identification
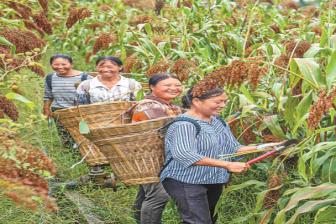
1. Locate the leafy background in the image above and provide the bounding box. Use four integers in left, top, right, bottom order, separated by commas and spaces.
1, 0, 336, 223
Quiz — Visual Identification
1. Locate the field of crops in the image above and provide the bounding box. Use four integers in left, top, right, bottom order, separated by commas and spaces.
1, 0, 336, 223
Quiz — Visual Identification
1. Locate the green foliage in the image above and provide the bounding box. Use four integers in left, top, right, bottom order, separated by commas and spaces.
2, 0, 336, 223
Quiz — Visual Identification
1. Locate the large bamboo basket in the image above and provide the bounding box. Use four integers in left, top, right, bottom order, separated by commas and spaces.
53, 101, 133, 166
85, 117, 173, 185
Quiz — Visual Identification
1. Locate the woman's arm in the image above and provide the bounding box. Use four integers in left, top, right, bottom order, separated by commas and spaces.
194, 157, 249, 173
43, 100, 53, 118
43, 76, 53, 118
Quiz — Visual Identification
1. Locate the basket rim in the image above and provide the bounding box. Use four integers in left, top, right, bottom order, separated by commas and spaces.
87, 116, 172, 132
53, 101, 132, 113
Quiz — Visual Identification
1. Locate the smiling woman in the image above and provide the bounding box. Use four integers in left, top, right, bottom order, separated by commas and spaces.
159, 87, 283, 224
131, 73, 183, 224
76, 56, 141, 104
43, 54, 91, 147
43, 54, 91, 116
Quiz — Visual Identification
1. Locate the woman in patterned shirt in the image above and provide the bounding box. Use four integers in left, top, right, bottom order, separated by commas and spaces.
132, 73, 183, 224
77, 56, 141, 103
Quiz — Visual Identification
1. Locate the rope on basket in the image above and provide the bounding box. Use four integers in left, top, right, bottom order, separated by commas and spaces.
70, 142, 96, 169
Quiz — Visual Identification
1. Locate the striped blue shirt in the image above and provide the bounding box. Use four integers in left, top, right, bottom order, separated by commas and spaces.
44, 72, 92, 109
160, 114, 242, 184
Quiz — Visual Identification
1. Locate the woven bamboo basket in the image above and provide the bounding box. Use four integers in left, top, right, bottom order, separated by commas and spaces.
53, 101, 133, 166
85, 117, 173, 185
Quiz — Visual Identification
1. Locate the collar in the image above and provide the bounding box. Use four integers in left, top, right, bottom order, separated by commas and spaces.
90, 75, 129, 89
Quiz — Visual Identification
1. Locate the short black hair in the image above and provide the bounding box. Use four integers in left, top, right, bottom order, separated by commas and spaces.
148, 73, 180, 87
50, 54, 73, 65
182, 88, 224, 108
96, 56, 123, 66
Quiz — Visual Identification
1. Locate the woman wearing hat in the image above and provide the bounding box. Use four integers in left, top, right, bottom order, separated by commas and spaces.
77, 56, 141, 103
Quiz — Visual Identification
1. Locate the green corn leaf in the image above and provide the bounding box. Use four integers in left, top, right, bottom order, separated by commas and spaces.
321, 157, 336, 183
0, 36, 16, 54
325, 50, 336, 90
295, 90, 312, 119
303, 44, 323, 58
5, 92, 35, 109
223, 180, 266, 196
314, 206, 336, 224
275, 184, 336, 223
286, 199, 336, 224
284, 96, 300, 128
263, 115, 287, 139
292, 58, 325, 88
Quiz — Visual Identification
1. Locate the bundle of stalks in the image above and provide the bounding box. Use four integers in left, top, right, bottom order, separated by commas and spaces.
0, 29, 46, 54
84, 36, 93, 45
155, 0, 165, 14
23, 20, 45, 36
99, 4, 112, 11
0, 131, 57, 211
262, 134, 284, 143
38, 0, 48, 12
241, 122, 257, 144
85, 52, 93, 64
28, 65, 45, 77
235, 0, 257, 7
285, 40, 311, 58
85, 22, 107, 31
301, 6, 319, 17
5, 1, 32, 19
66, 7, 91, 29
124, 54, 142, 73
0, 96, 19, 121
274, 40, 311, 72
270, 24, 281, 33
32, 12, 52, 35
177, 0, 193, 8
152, 35, 169, 45
92, 33, 118, 54
0, 47, 22, 71
123, 0, 156, 10
308, 88, 336, 129
192, 57, 268, 97
129, 15, 153, 26
146, 59, 170, 77
281, 0, 299, 10
312, 26, 322, 36
263, 173, 283, 209
171, 58, 197, 82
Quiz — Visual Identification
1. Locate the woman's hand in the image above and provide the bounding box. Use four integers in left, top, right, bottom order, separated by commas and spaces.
43, 100, 53, 118
224, 162, 250, 173
43, 107, 52, 118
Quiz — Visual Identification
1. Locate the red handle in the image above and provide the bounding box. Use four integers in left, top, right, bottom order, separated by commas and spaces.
247, 150, 277, 165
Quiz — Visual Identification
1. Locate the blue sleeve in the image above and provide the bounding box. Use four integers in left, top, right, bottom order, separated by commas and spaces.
166, 122, 205, 168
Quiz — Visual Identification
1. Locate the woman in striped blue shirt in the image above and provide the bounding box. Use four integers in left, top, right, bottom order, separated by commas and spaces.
160, 88, 279, 224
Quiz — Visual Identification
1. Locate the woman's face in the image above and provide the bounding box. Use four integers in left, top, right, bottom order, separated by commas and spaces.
193, 93, 228, 117
97, 60, 121, 78
51, 58, 73, 75
151, 78, 183, 102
